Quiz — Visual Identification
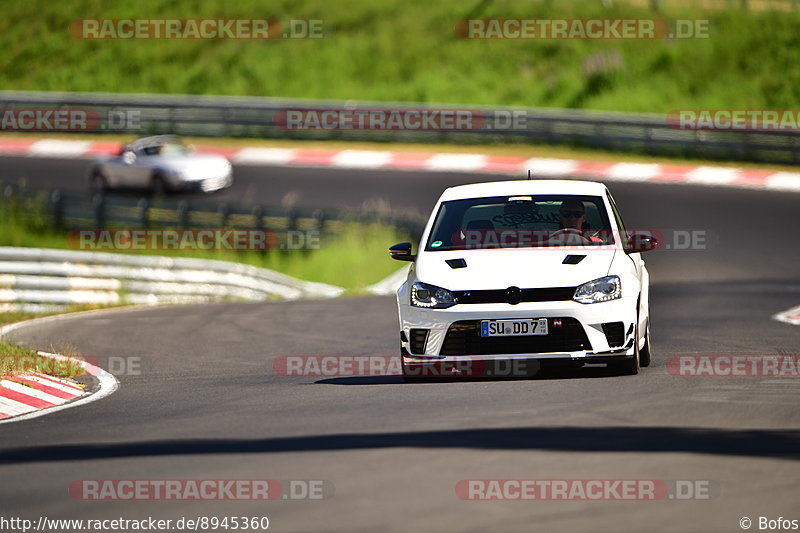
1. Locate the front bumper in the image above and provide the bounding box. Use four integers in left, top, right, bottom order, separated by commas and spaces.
399, 296, 637, 365
173, 173, 233, 193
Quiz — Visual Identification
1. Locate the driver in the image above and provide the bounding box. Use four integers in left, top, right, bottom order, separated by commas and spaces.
558, 200, 586, 230
557, 200, 604, 243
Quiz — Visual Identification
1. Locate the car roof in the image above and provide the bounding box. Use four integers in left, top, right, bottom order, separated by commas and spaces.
127, 135, 181, 150
438, 179, 609, 202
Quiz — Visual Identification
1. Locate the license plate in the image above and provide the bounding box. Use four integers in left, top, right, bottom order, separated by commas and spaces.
480, 318, 548, 337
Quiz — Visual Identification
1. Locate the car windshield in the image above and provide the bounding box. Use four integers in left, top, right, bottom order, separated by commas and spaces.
425, 194, 615, 251
140, 142, 188, 156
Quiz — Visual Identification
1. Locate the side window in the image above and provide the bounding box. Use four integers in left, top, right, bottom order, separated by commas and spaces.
606, 192, 630, 248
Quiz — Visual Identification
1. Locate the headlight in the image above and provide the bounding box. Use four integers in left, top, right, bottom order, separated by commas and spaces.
411, 282, 457, 309
573, 275, 621, 304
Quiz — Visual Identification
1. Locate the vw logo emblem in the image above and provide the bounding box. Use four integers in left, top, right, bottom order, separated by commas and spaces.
506, 286, 522, 305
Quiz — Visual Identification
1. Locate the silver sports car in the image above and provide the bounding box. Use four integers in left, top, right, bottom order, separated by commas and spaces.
88, 135, 233, 194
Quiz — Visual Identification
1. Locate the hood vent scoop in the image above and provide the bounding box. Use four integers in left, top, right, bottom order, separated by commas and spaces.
562, 255, 586, 265
445, 258, 467, 269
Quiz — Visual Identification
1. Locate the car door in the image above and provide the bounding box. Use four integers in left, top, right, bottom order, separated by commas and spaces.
98, 154, 125, 187
122, 147, 158, 188
105, 149, 141, 187
606, 190, 648, 335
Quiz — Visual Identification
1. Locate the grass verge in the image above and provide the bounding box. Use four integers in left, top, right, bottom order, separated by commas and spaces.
0, 339, 84, 378
1, 0, 799, 112
0, 195, 410, 291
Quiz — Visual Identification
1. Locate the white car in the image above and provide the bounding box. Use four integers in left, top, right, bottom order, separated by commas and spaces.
88, 135, 233, 194
390, 179, 657, 380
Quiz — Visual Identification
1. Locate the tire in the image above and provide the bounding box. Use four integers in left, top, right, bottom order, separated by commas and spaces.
639, 320, 652, 368
616, 322, 640, 376
151, 173, 168, 196
400, 347, 428, 383
402, 367, 423, 383
89, 170, 108, 195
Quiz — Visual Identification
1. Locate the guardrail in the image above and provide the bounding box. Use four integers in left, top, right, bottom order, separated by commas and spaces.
0, 246, 345, 313
0, 183, 425, 311
646, 0, 798, 10
0, 182, 427, 242
1, 91, 798, 165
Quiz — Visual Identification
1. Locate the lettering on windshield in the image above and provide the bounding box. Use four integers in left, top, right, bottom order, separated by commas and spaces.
491, 211, 560, 228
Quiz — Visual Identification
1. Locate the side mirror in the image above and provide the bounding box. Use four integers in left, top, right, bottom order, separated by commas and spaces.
122, 151, 136, 165
625, 232, 658, 253
389, 242, 416, 262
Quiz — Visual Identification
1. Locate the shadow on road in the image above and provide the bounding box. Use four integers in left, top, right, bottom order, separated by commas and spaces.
1, 426, 798, 465
315, 365, 627, 385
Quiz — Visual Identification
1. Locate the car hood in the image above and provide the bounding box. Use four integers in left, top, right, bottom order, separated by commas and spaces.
414, 247, 618, 290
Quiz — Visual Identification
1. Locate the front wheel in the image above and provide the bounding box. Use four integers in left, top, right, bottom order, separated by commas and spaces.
400, 347, 423, 383
639, 321, 652, 367
151, 173, 168, 196
615, 323, 640, 376
89, 170, 108, 194
402, 367, 424, 383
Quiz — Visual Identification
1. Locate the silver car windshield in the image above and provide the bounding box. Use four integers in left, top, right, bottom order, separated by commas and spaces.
140, 142, 188, 156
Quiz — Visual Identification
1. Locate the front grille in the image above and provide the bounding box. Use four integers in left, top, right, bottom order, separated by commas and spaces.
601, 322, 625, 348
409, 329, 429, 355
452, 287, 576, 305
440, 318, 591, 356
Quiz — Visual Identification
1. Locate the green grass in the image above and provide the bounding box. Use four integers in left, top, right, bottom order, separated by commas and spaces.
0, 311, 38, 327
0, 339, 84, 377
0, 196, 410, 291
0, 305, 125, 327
0, 309, 109, 378
0, 0, 798, 112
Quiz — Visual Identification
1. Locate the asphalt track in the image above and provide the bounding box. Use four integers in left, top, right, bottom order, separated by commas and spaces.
1, 155, 799, 532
